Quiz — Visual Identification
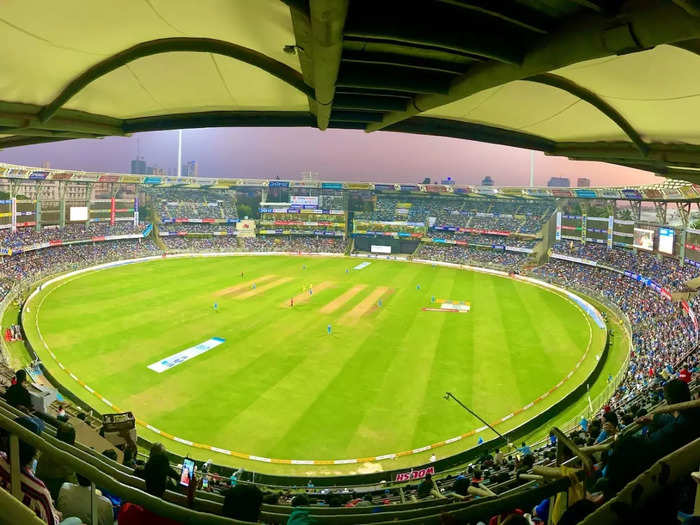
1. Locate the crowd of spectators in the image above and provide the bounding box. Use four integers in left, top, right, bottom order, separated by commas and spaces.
425, 231, 538, 250
152, 188, 238, 221
161, 236, 241, 252
242, 236, 347, 254
0, 223, 144, 249
552, 240, 698, 291
159, 223, 237, 234
0, 239, 159, 301
533, 259, 698, 400
415, 243, 527, 270
356, 195, 554, 238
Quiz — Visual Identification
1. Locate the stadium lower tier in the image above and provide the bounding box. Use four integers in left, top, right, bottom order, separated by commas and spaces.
2, 240, 697, 470
1, 240, 698, 524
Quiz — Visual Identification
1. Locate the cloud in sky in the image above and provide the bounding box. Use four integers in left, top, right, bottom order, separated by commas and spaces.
0, 127, 661, 187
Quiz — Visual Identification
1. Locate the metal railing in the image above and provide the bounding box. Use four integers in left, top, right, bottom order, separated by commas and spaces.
0, 411, 247, 524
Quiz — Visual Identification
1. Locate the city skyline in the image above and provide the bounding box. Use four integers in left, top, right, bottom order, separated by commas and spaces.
0, 127, 662, 187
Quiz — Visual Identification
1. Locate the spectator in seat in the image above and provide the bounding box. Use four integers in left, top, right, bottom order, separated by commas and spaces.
493, 447, 504, 466
595, 411, 618, 444
645, 379, 700, 459
118, 451, 180, 525
518, 441, 532, 456
99, 449, 121, 521
416, 473, 443, 499
678, 364, 692, 384
37, 423, 77, 500
221, 483, 263, 522
5, 369, 31, 411
287, 494, 314, 525
0, 417, 77, 525
57, 473, 113, 525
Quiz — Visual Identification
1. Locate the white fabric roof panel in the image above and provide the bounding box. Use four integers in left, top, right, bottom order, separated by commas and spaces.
67, 53, 308, 119
424, 81, 624, 142
0, 0, 301, 112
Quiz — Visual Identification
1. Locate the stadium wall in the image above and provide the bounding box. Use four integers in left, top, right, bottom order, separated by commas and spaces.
17, 252, 623, 486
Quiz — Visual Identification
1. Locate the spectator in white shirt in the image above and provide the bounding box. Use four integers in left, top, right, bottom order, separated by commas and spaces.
57, 474, 113, 525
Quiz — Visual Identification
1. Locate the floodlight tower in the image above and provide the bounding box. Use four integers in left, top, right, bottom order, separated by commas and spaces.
529, 151, 535, 187
177, 129, 182, 178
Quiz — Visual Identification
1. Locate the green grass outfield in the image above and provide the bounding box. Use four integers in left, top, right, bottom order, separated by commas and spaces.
22, 255, 612, 476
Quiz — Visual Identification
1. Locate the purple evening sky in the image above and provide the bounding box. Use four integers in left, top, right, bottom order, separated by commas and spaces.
0, 128, 661, 187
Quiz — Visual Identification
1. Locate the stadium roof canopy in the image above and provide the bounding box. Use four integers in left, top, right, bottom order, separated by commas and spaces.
4, 1, 700, 181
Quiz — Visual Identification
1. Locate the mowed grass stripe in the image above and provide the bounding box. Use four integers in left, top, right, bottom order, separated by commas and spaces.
319, 285, 367, 314
236, 277, 293, 299
339, 287, 389, 324
350, 265, 455, 454
281, 280, 335, 307
215, 274, 276, 297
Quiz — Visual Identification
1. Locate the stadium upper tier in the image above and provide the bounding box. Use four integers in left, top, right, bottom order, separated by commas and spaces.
2, 162, 700, 201
4, 2, 700, 181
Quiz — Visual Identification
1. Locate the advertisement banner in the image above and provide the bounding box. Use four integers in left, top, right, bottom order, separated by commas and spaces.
607, 216, 614, 249
395, 466, 435, 482
550, 253, 598, 267
290, 196, 318, 206
148, 338, 226, 373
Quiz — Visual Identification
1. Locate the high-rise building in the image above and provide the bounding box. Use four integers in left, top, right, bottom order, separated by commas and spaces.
577, 177, 591, 187
41, 160, 50, 169
184, 160, 198, 177
547, 177, 570, 187
481, 176, 494, 186
131, 158, 146, 174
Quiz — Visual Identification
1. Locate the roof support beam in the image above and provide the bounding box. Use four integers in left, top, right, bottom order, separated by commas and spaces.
333, 93, 409, 112
38, 38, 314, 123
344, 17, 524, 65
386, 117, 556, 153
525, 73, 649, 156
435, 0, 552, 34
337, 63, 453, 95
341, 51, 467, 75
0, 101, 125, 137
365, 1, 700, 132
0, 127, 103, 139
569, 0, 603, 12
123, 111, 315, 133
309, 0, 348, 130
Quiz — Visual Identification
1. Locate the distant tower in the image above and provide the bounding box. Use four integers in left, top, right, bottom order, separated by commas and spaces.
481, 176, 494, 186
130, 158, 146, 174
577, 177, 591, 187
